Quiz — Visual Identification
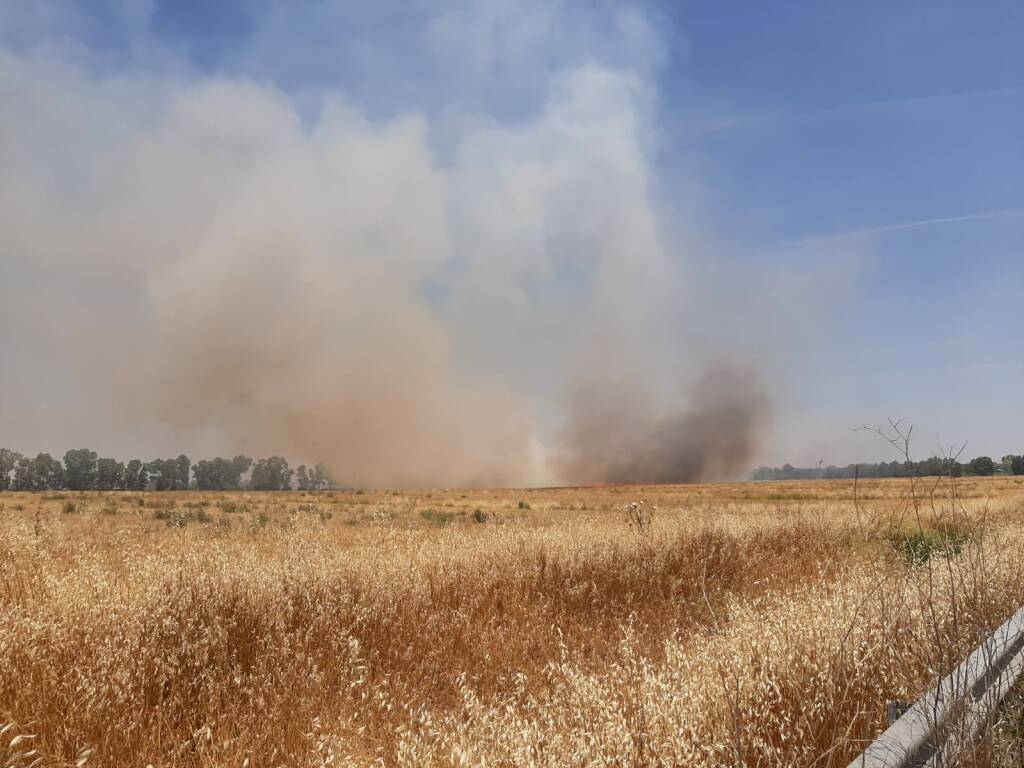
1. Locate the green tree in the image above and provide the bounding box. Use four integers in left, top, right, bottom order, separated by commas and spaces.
968, 456, 995, 476
96, 458, 126, 490
250, 457, 293, 491
193, 456, 251, 490
12, 456, 36, 491
192, 459, 220, 490
124, 459, 148, 491
63, 448, 99, 490
310, 462, 334, 490
0, 449, 21, 491
1010, 455, 1024, 475
30, 453, 64, 490
232, 455, 252, 486
175, 454, 191, 490
295, 464, 311, 491
147, 458, 179, 491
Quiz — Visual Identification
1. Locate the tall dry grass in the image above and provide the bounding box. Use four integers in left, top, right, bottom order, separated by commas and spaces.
1, 477, 1023, 766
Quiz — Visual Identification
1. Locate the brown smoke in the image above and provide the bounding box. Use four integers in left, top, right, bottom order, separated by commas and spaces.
1, 42, 785, 489
556, 364, 771, 485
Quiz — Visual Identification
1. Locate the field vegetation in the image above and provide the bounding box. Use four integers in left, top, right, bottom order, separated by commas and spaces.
2, 476, 1024, 766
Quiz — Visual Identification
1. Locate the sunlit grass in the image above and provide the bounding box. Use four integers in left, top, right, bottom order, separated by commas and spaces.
1, 476, 1022, 766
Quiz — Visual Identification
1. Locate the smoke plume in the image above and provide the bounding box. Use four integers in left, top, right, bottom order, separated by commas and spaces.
0, 5, 785, 487
557, 365, 770, 485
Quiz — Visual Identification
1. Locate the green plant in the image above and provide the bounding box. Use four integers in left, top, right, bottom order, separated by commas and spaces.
891, 527, 970, 565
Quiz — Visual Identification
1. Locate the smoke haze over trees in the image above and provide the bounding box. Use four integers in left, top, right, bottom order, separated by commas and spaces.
192, 457, 254, 491
0, 449, 335, 491
753, 454, 1020, 481
0, 2, 868, 488
0, 444, 1018, 491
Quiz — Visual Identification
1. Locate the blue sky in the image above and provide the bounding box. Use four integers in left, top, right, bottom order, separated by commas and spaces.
1, 1, 1021, 475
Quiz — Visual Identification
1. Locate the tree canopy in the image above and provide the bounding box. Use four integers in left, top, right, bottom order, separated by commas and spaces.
0, 448, 339, 491
250, 457, 293, 491
753, 453, 1020, 481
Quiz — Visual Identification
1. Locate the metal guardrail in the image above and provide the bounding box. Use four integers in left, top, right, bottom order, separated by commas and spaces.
848, 606, 1024, 767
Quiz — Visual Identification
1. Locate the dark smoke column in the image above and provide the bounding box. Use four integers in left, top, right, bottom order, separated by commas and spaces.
556, 364, 771, 485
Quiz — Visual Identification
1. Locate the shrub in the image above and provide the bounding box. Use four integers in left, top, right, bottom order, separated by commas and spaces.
154, 507, 212, 527
420, 509, 455, 525
155, 508, 189, 528
891, 526, 970, 565
297, 503, 332, 522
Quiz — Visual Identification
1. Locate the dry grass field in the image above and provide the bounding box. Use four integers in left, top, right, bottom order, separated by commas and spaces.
2, 476, 1024, 767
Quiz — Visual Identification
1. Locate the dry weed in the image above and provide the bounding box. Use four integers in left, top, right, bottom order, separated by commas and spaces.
0, 478, 1022, 766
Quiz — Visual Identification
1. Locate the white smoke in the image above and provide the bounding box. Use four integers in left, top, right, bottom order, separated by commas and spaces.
1, 4, 838, 486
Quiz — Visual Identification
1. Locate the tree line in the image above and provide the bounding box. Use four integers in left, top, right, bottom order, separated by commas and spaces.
752, 454, 1024, 481
0, 448, 337, 492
